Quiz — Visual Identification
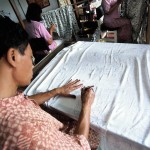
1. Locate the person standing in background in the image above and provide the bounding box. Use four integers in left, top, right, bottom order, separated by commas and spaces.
102, 0, 132, 43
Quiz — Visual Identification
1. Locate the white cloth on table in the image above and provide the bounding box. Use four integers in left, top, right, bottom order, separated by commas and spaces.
25, 42, 150, 150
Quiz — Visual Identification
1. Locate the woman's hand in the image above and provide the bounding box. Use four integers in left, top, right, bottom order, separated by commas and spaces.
48, 24, 57, 44
81, 86, 95, 107
57, 79, 83, 98
50, 24, 56, 32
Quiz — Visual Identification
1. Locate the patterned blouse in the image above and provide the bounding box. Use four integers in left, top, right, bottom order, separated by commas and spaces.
0, 93, 90, 150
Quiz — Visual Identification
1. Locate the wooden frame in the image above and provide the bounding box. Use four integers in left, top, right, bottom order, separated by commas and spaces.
147, 4, 150, 44
9, 0, 25, 29
26, 0, 50, 8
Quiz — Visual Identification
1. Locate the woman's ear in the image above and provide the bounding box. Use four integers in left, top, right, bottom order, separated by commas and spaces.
6, 48, 18, 67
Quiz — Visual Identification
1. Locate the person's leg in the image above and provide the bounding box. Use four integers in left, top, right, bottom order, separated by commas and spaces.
104, 18, 132, 43
116, 18, 132, 43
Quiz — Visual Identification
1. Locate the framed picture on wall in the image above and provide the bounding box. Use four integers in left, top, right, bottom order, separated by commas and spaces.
26, 0, 50, 8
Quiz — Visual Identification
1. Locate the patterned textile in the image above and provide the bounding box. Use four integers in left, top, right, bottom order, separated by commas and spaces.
0, 93, 90, 149
42, 5, 79, 41
41, 105, 100, 150
102, 0, 132, 42
121, 0, 148, 43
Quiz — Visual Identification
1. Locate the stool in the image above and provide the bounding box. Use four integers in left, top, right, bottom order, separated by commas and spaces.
100, 23, 118, 42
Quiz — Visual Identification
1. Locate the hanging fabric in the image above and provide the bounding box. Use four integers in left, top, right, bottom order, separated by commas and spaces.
121, 0, 148, 43
42, 5, 79, 41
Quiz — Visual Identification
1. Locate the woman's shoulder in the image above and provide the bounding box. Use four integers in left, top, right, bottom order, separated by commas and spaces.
26, 20, 45, 30
31, 20, 43, 25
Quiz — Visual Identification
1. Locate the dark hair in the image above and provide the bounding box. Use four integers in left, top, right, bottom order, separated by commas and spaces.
26, 3, 42, 22
0, 16, 29, 58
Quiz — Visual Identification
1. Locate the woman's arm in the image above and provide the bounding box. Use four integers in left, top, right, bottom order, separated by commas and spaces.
74, 86, 95, 139
49, 24, 56, 36
104, 0, 122, 15
29, 79, 83, 105
39, 23, 56, 45
47, 24, 56, 45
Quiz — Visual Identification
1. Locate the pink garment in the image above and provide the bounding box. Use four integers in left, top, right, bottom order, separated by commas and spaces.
25, 20, 57, 50
0, 93, 90, 149
102, 0, 132, 42
102, 0, 120, 23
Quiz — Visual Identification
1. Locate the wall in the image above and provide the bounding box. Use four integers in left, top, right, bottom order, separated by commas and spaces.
0, 0, 18, 22
15, 0, 59, 20
0, 0, 59, 22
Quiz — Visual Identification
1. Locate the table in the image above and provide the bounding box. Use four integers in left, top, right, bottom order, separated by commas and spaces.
25, 42, 150, 150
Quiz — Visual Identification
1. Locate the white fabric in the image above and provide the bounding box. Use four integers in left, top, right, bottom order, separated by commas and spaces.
55, 40, 64, 47
25, 42, 150, 150
90, 0, 102, 8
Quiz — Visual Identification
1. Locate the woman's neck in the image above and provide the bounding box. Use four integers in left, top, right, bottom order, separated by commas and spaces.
0, 81, 18, 99
0, 65, 18, 99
